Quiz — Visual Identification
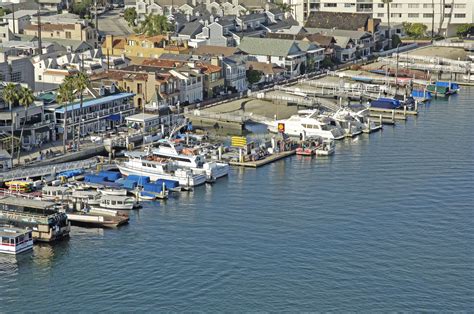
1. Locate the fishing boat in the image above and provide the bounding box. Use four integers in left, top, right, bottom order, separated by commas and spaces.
266, 110, 345, 140
117, 151, 207, 187
98, 195, 137, 210
0, 227, 33, 255
150, 139, 229, 180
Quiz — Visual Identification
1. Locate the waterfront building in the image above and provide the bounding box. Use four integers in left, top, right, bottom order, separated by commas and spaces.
0, 82, 55, 150
23, 21, 97, 44
50, 91, 135, 140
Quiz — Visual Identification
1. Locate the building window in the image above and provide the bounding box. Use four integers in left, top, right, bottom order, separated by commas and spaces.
444, 13, 451, 18
66, 31, 71, 39
391, 3, 401, 8
454, 4, 466, 9
324, 3, 336, 8
10, 72, 21, 82
423, 4, 433, 9
454, 13, 466, 18
423, 13, 433, 18
137, 83, 143, 94
377, 3, 384, 8
377, 13, 384, 17
408, 4, 419, 9
38, 75, 42, 80
444, 4, 452, 9
390, 13, 402, 18
408, 13, 419, 18
344, 3, 354, 8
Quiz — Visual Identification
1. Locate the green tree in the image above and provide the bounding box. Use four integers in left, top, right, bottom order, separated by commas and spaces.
135, 14, 172, 36
0, 7, 12, 17
2, 83, 18, 163
57, 77, 75, 154
123, 7, 137, 27
71, 0, 92, 18
17, 87, 35, 163
391, 34, 402, 47
456, 24, 474, 38
403, 22, 428, 38
246, 70, 262, 85
321, 56, 334, 69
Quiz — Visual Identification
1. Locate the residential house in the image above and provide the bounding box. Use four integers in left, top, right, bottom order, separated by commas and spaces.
91, 69, 180, 110
37, 0, 71, 11
23, 22, 97, 45
103, 34, 189, 58
0, 10, 37, 34
0, 52, 34, 89
238, 37, 324, 77
0, 22, 13, 43
246, 61, 285, 83
306, 28, 375, 60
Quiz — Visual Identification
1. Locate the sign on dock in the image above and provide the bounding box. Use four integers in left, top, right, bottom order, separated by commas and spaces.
278, 123, 285, 133
231, 136, 247, 147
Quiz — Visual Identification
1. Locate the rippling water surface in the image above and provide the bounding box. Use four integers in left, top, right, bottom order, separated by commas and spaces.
1, 89, 473, 311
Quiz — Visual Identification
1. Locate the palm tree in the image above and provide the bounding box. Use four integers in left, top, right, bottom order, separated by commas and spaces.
2, 83, 18, 164
382, 0, 393, 48
135, 14, 171, 36
275, 1, 293, 14
57, 78, 75, 154
17, 87, 35, 164
72, 72, 90, 151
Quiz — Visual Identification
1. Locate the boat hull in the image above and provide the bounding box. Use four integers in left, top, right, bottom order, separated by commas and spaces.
117, 164, 207, 187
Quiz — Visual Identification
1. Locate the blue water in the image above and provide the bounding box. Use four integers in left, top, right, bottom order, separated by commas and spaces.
1, 90, 473, 311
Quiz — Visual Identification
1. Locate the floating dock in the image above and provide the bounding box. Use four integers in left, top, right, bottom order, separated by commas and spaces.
229, 150, 296, 168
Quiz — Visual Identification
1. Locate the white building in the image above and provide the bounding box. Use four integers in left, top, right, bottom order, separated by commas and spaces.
372, 0, 474, 37
169, 69, 203, 104
0, 10, 36, 34
285, 0, 473, 37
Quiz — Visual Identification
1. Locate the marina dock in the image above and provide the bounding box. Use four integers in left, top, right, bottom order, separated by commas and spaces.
229, 150, 296, 168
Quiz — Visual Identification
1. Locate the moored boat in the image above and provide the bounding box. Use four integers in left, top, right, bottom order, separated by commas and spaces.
0, 227, 33, 255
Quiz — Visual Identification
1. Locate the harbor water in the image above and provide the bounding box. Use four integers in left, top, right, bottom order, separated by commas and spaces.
1, 89, 473, 311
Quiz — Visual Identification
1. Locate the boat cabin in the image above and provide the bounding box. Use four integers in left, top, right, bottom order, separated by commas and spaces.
0, 227, 33, 254
100, 195, 135, 210
42, 186, 71, 200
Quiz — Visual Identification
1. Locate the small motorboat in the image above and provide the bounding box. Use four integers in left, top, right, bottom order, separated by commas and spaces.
136, 191, 156, 201
99, 195, 137, 210
296, 137, 324, 156
316, 139, 336, 156
98, 187, 128, 196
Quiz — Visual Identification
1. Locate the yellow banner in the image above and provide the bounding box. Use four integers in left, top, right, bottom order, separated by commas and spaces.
231, 136, 247, 147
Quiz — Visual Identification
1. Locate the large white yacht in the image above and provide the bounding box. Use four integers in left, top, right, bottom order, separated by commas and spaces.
150, 139, 229, 180
345, 105, 382, 133
117, 151, 207, 187
267, 110, 345, 140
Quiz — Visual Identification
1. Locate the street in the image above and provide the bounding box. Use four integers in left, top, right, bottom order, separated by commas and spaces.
97, 9, 133, 37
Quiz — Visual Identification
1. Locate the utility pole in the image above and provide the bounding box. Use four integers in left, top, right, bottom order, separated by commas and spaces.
11, 4, 15, 34
431, 0, 435, 42
37, 3, 42, 55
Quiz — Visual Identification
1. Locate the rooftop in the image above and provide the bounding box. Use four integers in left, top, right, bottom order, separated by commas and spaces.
55, 92, 135, 114
126, 113, 160, 122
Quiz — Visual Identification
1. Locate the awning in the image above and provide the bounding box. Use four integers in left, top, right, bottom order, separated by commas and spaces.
106, 114, 121, 122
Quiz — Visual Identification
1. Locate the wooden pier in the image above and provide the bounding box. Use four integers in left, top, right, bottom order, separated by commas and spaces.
229, 150, 296, 168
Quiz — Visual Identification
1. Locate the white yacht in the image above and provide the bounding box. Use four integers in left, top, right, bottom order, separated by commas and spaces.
329, 109, 364, 137
150, 139, 229, 180
117, 151, 207, 187
267, 110, 345, 140
345, 105, 382, 133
